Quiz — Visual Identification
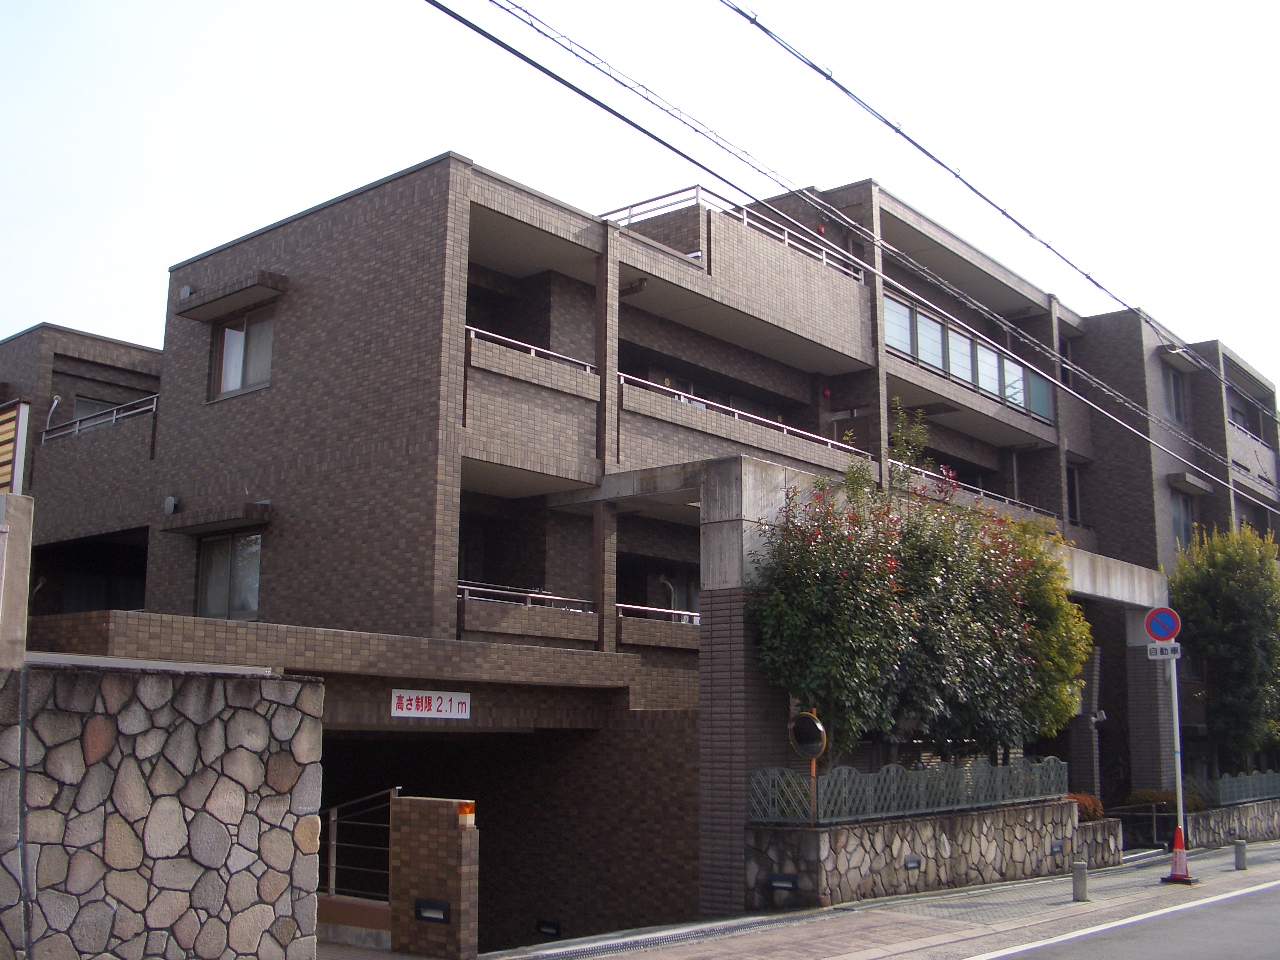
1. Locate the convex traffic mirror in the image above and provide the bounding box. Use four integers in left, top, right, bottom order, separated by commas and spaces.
789, 712, 827, 760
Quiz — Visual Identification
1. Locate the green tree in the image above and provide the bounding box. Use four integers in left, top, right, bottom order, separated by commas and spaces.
1168, 525, 1280, 772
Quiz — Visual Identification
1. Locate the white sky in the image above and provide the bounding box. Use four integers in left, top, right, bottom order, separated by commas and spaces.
3, 1, 1277, 385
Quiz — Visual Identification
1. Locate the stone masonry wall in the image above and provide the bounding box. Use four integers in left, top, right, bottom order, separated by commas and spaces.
0, 663, 324, 960
746, 799, 1080, 910
1186, 798, 1280, 849
1074, 818, 1123, 868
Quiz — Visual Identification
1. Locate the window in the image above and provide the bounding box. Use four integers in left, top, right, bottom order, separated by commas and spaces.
1066, 466, 1081, 525
916, 315, 944, 369
884, 298, 913, 353
1171, 491, 1194, 549
1228, 390, 1263, 437
977, 344, 1001, 395
1003, 360, 1025, 407
213, 310, 273, 398
1028, 370, 1054, 419
948, 330, 974, 383
197, 533, 261, 619
72, 397, 114, 421
1163, 364, 1187, 426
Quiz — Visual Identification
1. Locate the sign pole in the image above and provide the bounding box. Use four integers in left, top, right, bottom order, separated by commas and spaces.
1169, 656, 1185, 838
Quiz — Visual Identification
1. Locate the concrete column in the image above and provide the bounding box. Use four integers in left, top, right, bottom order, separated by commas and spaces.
698, 457, 798, 917
1068, 647, 1101, 796
1125, 608, 1176, 790
596, 225, 620, 471
0, 494, 32, 669
858, 186, 890, 484
389, 796, 479, 960
594, 501, 617, 652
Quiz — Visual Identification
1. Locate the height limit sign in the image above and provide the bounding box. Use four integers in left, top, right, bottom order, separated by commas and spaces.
1145, 606, 1182, 660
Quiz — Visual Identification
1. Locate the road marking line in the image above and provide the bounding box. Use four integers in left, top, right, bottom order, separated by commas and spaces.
960, 878, 1280, 959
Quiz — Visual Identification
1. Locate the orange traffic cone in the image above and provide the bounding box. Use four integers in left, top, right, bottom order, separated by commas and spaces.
1160, 826, 1199, 885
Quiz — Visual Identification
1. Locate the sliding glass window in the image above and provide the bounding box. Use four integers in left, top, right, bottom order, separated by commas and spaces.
885, 298, 913, 353
948, 330, 974, 383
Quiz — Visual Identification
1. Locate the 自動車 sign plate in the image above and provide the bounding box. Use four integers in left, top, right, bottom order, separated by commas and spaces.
392, 689, 471, 719
1146, 642, 1182, 661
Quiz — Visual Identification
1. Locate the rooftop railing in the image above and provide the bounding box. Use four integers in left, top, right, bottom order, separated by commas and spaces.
466, 326, 597, 374
41, 395, 158, 443
601, 185, 864, 283
620, 373, 871, 457
457, 579, 594, 613
616, 603, 700, 625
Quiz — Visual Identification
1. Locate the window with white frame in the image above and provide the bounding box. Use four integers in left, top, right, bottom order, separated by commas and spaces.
197, 532, 262, 619
212, 310, 274, 398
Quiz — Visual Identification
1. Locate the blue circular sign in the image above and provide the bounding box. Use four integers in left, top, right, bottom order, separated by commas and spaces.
1145, 607, 1181, 641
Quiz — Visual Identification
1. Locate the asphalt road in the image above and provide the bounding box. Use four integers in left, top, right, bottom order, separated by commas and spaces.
970, 882, 1280, 960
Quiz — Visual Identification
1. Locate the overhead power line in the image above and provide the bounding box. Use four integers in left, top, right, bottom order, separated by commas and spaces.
419, 0, 1278, 520
716, 0, 1279, 429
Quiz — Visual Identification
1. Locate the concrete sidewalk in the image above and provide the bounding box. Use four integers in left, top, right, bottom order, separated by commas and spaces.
319, 843, 1280, 960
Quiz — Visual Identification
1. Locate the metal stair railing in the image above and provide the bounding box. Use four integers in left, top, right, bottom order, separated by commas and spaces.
319, 787, 401, 902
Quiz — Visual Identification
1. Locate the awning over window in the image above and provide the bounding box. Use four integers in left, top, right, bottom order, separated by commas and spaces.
175, 271, 287, 322
162, 501, 272, 536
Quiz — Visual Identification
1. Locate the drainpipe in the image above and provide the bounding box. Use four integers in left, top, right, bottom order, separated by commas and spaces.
18, 664, 31, 958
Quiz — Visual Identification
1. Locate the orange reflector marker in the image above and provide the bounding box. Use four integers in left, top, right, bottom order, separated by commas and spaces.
458, 801, 475, 816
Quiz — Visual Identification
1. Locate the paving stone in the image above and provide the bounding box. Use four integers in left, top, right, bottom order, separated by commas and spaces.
227, 710, 270, 752
191, 868, 227, 913
271, 706, 302, 742
179, 766, 219, 809
225, 679, 261, 708
266, 753, 301, 794
148, 756, 185, 797
262, 681, 301, 707
64, 849, 106, 895
152, 856, 205, 891
54, 673, 97, 713
104, 814, 144, 870
294, 685, 323, 718
99, 674, 134, 714
290, 763, 321, 816
36, 845, 69, 888
63, 808, 104, 847
69, 899, 114, 954
112, 756, 150, 823
270, 916, 298, 945
194, 916, 228, 959
27, 808, 66, 844
0, 866, 17, 910
29, 932, 77, 960
259, 932, 286, 960
227, 870, 259, 912
73, 762, 114, 812
25, 772, 58, 808
175, 677, 225, 725
143, 796, 188, 859
291, 718, 322, 764
163, 721, 198, 776
239, 812, 261, 852
135, 674, 174, 711
112, 902, 145, 941
199, 718, 226, 765
227, 844, 257, 873
115, 932, 146, 960
258, 869, 289, 905
286, 934, 318, 960
190, 811, 233, 869
258, 828, 295, 873
104, 869, 148, 911
33, 711, 81, 748
292, 853, 319, 894
0, 725, 43, 766
50, 783, 74, 815
145, 929, 169, 957
116, 700, 150, 736
44, 741, 86, 785
134, 727, 167, 760
0, 903, 26, 947
275, 885, 291, 917
37, 889, 78, 931
228, 902, 276, 954
292, 815, 321, 856
145, 889, 189, 929
206, 776, 247, 826
172, 907, 201, 950
257, 795, 290, 827
293, 893, 317, 935
223, 748, 265, 791
152, 703, 177, 729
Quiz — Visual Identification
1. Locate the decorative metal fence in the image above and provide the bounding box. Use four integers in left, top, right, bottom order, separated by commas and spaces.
1185, 770, 1280, 807
748, 757, 1068, 825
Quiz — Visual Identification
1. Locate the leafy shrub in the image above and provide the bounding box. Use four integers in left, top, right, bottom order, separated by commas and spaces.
1069, 792, 1104, 822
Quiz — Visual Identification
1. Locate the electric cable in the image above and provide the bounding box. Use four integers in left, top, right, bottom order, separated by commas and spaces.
419, 0, 1280, 521
716, 0, 1280, 429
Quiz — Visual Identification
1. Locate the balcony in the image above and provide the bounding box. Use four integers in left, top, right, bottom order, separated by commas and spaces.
1228, 420, 1278, 499
616, 603, 700, 651
456, 580, 597, 647
41, 395, 157, 443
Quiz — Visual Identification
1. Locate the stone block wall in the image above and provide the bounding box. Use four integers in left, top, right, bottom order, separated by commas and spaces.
1074, 818, 1123, 868
745, 799, 1080, 910
1186, 798, 1280, 849
388, 797, 478, 960
0, 662, 324, 960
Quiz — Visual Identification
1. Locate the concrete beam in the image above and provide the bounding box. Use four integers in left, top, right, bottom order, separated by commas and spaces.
1061, 546, 1167, 609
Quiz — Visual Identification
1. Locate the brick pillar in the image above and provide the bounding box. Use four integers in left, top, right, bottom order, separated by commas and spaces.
1068, 648, 1102, 796
0, 494, 32, 668
698, 458, 793, 917
596, 225, 619, 470
595, 501, 617, 652
1125, 608, 1176, 790
389, 797, 479, 960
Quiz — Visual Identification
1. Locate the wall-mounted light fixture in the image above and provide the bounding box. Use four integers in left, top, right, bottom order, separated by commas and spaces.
903, 854, 922, 871
163, 496, 180, 516
766, 873, 799, 891
1050, 840, 1064, 856
415, 899, 450, 924
535, 920, 561, 938
619, 277, 648, 298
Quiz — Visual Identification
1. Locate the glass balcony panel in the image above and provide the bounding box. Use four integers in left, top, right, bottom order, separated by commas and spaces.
948, 330, 974, 383
977, 345, 1001, 395
917, 315, 944, 369
1003, 360, 1026, 407
1028, 370, 1053, 419
885, 298, 913, 353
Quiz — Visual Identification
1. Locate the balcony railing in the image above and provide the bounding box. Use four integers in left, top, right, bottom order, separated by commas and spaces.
893, 461, 1060, 521
601, 185, 864, 283
456, 579, 594, 613
616, 603, 700, 625
466, 326, 596, 374
620, 373, 870, 457
41, 395, 158, 444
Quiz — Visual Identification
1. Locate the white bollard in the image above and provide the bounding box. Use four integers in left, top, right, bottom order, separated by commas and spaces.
1072, 861, 1089, 902
1235, 839, 1248, 871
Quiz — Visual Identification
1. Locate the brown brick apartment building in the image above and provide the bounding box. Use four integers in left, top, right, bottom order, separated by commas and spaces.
4, 152, 1275, 945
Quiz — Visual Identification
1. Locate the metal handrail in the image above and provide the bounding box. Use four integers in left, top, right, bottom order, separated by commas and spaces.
890, 460, 1060, 521
616, 603, 700, 625
619, 373, 871, 457
466, 326, 597, 374
41, 394, 158, 443
601, 185, 864, 282
321, 786, 400, 901
1229, 418, 1273, 450
457, 579, 594, 613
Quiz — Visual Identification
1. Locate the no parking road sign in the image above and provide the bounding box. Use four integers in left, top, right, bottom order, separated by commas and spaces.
1145, 607, 1182, 642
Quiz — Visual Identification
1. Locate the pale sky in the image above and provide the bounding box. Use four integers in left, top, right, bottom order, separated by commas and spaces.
3, 1, 1277, 386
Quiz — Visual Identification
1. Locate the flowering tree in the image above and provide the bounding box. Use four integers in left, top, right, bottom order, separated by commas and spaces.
748, 415, 1092, 763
